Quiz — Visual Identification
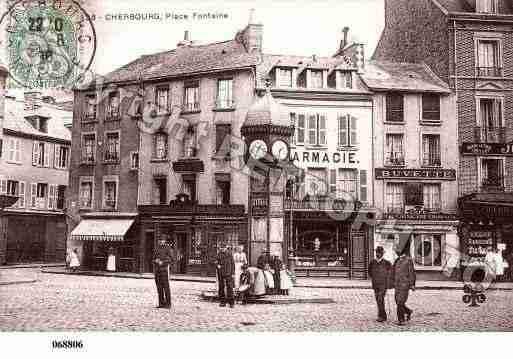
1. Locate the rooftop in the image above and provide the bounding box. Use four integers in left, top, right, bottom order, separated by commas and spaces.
434, 0, 513, 14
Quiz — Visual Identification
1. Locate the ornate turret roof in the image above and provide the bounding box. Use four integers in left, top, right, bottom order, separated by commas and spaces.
242, 87, 290, 129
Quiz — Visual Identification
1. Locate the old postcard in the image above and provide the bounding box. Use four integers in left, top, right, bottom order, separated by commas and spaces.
0, 0, 512, 356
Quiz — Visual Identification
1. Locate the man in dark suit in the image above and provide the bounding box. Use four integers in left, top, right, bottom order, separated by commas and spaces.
271, 252, 283, 295
153, 239, 173, 309
392, 246, 416, 325
216, 244, 235, 308
368, 246, 392, 322
257, 250, 270, 270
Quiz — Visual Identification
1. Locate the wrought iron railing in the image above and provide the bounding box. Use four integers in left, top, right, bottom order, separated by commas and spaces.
474, 127, 506, 143
477, 67, 503, 78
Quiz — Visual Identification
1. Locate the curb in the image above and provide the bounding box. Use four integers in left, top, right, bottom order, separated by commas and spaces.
1, 263, 65, 270
200, 291, 335, 305
0, 280, 38, 286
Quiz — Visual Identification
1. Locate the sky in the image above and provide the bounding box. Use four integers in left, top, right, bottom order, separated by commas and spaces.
91, 0, 385, 75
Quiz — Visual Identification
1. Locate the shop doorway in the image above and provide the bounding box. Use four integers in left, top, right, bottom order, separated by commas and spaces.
145, 231, 155, 273
176, 232, 187, 274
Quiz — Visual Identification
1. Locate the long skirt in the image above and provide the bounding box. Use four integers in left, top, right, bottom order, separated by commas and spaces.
263, 270, 275, 289
234, 263, 243, 289
107, 255, 116, 272
252, 269, 266, 296
280, 270, 293, 290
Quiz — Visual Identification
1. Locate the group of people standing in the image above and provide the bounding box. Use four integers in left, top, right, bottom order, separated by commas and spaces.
368, 246, 416, 326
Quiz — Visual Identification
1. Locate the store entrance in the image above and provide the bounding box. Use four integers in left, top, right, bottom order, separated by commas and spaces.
176, 232, 187, 274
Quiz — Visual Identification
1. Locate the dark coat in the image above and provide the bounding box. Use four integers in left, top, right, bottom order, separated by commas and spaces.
216, 250, 235, 277
257, 253, 269, 270
368, 258, 392, 290
154, 245, 173, 275
392, 256, 416, 290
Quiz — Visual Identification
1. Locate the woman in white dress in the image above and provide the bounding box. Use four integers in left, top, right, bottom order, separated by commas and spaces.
69, 249, 80, 272
106, 247, 116, 272
494, 248, 505, 281
263, 263, 275, 294
279, 263, 293, 295
233, 245, 247, 289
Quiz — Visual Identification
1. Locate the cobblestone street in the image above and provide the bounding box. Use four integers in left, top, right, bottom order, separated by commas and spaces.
1, 269, 512, 332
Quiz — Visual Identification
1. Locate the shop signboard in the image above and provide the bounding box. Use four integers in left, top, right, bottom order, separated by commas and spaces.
375, 168, 456, 180
461, 143, 513, 156
465, 228, 494, 258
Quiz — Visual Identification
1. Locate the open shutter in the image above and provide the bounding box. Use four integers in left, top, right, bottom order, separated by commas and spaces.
30, 183, 37, 208
48, 185, 56, 210
44, 143, 51, 167
319, 114, 327, 145
308, 114, 317, 145
14, 139, 20, 162
54, 145, 60, 168
359, 170, 368, 203
18, 181, 26, 208
0, 178, 7, 194
350, 116, 358, 146
338, 115, 348, 147
32, 142, 39, 165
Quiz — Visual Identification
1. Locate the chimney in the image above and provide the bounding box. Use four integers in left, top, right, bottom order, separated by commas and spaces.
237, 9, 263, 53
341, 27, 350, 49
24, 91, 42, 112
177, 30, 193, 47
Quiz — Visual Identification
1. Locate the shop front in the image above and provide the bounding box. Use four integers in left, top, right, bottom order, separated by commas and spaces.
69, 213, 138, 272
138, 200, 247, 276
285, 198, 374, 278
459, 193, 513, 282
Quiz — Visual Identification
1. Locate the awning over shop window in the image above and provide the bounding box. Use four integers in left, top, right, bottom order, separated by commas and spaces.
70, 219, 135, 242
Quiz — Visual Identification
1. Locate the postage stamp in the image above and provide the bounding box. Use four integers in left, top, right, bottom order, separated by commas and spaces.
0, 0, 96, 89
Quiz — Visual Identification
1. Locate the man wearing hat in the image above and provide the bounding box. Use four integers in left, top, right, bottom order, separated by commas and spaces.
153, 239, 174, 309
392, 237, 416, 325
216, 244, 236, 308
368, 246, 392, 322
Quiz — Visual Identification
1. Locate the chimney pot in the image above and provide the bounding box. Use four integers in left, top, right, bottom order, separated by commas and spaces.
184, 30, 190, 41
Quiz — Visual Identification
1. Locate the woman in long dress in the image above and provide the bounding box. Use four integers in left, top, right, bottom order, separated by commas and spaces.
107, 247, 116, 272
263, 263, 275, 294
69, 249, 80, 272
248, 267, 266, 296
279, 263, 293, 295
233, 245, 248, 290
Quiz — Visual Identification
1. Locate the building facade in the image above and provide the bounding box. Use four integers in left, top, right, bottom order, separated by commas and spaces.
0, 92, 72, 264
373, 0, 513, 279
361, 61, 460, 280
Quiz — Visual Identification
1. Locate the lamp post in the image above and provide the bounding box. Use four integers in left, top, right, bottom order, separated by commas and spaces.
0, 195, 19, 265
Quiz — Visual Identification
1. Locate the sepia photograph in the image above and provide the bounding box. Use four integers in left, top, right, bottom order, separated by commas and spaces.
0, 0, 512, 356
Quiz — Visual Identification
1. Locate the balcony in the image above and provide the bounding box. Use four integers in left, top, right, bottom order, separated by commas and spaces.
474, 127, 506, 143
106, 110, 120, 121
214, 99, 235, 111
477, 67, 503, 78
285, 197, 361, 212
422, 156, 441, 167
104, 152, 120, 163
481, 178, 505, 193
385, 206, 457, 221
385, 154, 405, 167
181, 102, 200, 113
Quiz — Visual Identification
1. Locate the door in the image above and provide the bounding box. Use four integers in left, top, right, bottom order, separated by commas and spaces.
176, 232, 187, 274
145, 231, 155, 273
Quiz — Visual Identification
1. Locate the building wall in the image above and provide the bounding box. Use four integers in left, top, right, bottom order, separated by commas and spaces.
373, 0, 450, 82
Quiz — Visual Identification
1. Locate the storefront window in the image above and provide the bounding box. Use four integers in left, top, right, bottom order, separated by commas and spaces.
294, 224, 349, 267
412, 234, 442, 267
189, 229, 203, 265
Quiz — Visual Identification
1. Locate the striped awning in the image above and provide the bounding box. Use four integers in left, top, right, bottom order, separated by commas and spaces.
70, 219, 135, 242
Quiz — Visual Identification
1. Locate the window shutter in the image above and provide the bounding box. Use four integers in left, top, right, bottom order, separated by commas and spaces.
30, 183, 37, 208
319, 115, 327, 145
18, 181, 26, 208
308, 114, 317, 145
14, 139, 21, 162
54, 145, 60, 168
44, 143, 52, 167
359, 170, 368, 202
290, 113, 296, 145
48, 185, 54, 210
297, 114, 305, 144
338, 115, 348, 147
32, 141, 39, 165
0, 178, 7, 194
350, 116, 358, 146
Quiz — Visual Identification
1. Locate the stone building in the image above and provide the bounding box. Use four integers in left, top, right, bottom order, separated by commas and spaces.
0, 91, 72, 264
373, 0, 513, 278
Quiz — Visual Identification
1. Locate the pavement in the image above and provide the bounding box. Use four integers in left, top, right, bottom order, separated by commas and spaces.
1, 268, 513, 331
38, 266, 513, 291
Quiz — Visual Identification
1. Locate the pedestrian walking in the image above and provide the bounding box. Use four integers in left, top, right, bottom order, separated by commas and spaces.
69, 248, 80, 272
368, 246, 392, 322
271, 252, 282, 295
233, 245, 248, 290
392, 246, 416, 326
106, 247, 116, 272
216, 244, 236, 308
153, 239, 173, 309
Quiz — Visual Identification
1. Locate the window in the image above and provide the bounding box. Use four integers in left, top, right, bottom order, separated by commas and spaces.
183, 82, 200, 112
386, 183, 404, 214
477, 40, 501, 77
422, 94, 440, 123
306, 168, 327, 197
54, 145, 69, 169
337, 71, 352, 89
82, 133, 96, 163
103, 179, 118, 209
154, 133, 168, 160
477, 0, 497, 13
423, 184, 441, 211
154, 177, 167, 205
216, 175, 231, 205
278, 68, 293, 88
7, 138, 21, 163
130, 152, 139, 170
182, 174, 196, 202
360, 170, 368, 203
32, 141, 51, 167
422, 134, 441, 167
48, 184, 58, 210
338, 114, 358, 147
411, 234, 442, 267
79, 178, 93, 209
481, 158, 504, 189
307, 114, 327, 146
183, 126, 197, 158
386, 93, 404, 122
104, 132, 120, 162
329, 170, 337, 194
478, 98, 504, 142
31, 183, 48, 209
217, 79, 233, 108
405, 183, 423, 206
2, 180, 25, 208
106, 92, 119, 119
156, 86, 169, 114
385, 134, 405, 166
337, 169, 357, 200
215, 124, 231, 155
57, 185, 66, 210
310, 70, 324, 88
296, 114, 306, 145
85, 94, 97, 120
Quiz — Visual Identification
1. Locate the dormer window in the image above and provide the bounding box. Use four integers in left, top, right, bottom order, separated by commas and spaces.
310, 70, 324, 89
337, 71, 353, 89
277, 68, 293, 88
477, 0, 497, 13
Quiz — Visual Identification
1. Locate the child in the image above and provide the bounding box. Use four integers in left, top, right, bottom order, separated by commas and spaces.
238, 265, 251, 305
263, 263, 275, 294
279, 263, 293, 295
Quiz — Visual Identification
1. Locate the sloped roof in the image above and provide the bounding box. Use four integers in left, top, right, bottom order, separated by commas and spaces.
434, 0, 513, 14
360, 60, 450, 93
256, 53, 354, 87
104, 40, 260, 84
243, 89, 290, 128
3, 96, 72, 142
